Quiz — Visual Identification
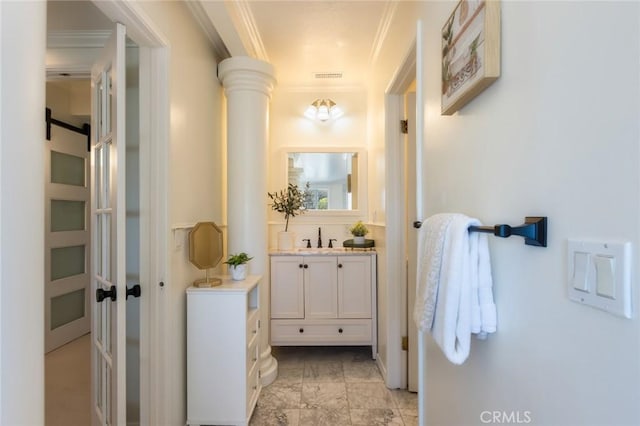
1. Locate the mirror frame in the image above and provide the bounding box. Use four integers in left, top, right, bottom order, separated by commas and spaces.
282, 147, 367, 217
188, 221, 224, 270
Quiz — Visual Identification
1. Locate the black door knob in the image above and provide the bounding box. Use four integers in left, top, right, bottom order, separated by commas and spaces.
126, 284, 141, 299
96, 285, 117, 303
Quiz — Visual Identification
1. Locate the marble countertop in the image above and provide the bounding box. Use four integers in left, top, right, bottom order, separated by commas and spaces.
270, 247, 376, 256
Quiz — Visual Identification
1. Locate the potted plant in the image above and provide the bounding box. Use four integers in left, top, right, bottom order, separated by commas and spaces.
224, 252, 253, 281
349, 220, 369, 244
268, 182, 310, 250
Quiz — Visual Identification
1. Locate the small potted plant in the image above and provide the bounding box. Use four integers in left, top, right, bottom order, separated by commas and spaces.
349, 220, 369, 244
224, 252, 253, 281
268, 182, 310, 250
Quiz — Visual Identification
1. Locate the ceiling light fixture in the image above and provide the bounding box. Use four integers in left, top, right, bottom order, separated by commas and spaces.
304, 99, 344, 122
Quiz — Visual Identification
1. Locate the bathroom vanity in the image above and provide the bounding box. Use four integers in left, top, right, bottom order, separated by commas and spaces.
269, 250, 377, 358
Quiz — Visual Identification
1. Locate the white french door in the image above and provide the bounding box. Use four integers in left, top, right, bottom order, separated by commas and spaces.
91, 22, 127, 426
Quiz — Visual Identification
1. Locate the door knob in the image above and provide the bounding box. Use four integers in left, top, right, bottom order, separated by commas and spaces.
96, 285, 117, 303
126, 284, 141, 299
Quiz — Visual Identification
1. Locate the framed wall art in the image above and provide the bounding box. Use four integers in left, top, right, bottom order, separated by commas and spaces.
441, 0, 501, 115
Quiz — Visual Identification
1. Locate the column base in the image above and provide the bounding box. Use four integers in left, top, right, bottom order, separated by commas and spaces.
259, 344, 278, 386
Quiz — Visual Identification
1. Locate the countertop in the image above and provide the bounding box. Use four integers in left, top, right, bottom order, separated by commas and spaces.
269, 248, 376, 256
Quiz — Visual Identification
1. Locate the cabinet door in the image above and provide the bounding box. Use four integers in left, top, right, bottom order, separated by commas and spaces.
338, 256, 372, 318
271, 256, 304, 318
304, 256, 338, 319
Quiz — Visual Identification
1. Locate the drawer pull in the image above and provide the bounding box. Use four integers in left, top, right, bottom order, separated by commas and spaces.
299, 328, 304, 333
299, 264, 303, 268
338, 328, 343, 334
338, 264, 343, 268
303, 264, 308, 269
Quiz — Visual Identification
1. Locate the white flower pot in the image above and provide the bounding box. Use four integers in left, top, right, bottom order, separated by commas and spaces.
353, 236, 365, 244
230, 264, 247, 281
277, 231, 295, 251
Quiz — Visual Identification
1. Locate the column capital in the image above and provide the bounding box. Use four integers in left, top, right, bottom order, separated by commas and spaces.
218, 56, 276, 97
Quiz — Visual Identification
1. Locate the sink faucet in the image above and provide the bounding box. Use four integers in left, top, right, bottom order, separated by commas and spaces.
302, 238, 311, 248
317, 227, 322, 248
329, 239, 337, 248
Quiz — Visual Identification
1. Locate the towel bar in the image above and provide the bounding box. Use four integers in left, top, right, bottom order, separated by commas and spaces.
413, 216, 547, 247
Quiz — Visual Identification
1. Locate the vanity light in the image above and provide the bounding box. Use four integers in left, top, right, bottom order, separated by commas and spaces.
304, 99, 344, 121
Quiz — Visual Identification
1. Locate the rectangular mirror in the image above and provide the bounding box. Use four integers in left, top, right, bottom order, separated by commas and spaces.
287, 151, 360, 211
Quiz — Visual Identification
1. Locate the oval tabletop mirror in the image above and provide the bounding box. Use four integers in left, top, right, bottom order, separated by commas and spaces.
189, 221, 223, 287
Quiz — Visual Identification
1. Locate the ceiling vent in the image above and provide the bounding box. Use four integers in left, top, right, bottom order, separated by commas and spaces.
313, 72, 343, 79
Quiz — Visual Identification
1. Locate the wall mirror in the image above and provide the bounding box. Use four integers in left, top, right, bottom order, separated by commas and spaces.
286, 151, 363, 211
189, 221, 223, 287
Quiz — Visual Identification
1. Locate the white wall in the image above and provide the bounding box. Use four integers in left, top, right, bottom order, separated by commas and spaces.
0, 1, 46, 424
134, 2, 225, 424
417, 2, 640, 425
268, 88, 369, 247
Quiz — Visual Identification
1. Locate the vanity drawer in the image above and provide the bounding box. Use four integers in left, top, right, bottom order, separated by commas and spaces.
246, 335, 259, 373
271, 319, 372, 345
246, 310, 260, 345
246, 363, 260, 418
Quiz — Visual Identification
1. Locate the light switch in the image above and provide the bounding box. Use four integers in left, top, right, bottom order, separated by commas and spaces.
567, 240, 632, 319
595, 255, 616, 299
572, 251, 590, 292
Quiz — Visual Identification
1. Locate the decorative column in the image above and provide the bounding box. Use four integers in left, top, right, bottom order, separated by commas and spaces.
218, 56, 278, 385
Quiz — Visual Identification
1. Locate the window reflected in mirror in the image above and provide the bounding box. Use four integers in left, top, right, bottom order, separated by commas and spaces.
287, 152, 358, 211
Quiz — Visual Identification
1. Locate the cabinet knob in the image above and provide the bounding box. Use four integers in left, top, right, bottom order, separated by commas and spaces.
338, 328, 344, 334
338, 264, 343, 268
299, 264, 303, 268
299, 328, 304, 333
303, 264, 308, 269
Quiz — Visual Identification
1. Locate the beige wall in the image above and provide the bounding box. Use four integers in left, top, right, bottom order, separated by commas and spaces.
135, 1, 225, 423
412, 1, 639, 425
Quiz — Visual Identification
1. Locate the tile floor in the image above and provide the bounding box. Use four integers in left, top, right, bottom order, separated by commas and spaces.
45, 338, 417, 426
251, 346, 418, 426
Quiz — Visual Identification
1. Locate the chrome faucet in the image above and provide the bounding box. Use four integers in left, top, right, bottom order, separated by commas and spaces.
317, 227, 322, 248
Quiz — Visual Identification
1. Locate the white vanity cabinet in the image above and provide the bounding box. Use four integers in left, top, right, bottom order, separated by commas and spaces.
270, 253, 377, 358
186, 275, 261, 426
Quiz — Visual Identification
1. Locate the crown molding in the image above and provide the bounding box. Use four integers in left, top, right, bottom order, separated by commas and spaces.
185, 0, 230, 61
369, 1, 398, 66
226, 0, 269, 62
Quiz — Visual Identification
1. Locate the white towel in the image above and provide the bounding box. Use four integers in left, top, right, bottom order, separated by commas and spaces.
413, 213, 497, 365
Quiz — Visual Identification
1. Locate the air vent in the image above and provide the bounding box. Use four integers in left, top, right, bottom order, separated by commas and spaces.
313, 72, 343, 79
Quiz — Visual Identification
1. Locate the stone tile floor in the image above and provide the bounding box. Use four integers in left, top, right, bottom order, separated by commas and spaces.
250, 346, 418, 426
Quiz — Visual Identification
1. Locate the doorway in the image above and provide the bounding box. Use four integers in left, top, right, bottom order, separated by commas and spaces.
44, 39, 141, 424
384, 20, 423, 391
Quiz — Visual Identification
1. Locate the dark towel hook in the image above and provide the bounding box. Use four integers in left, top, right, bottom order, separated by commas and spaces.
413, 216, 547, 247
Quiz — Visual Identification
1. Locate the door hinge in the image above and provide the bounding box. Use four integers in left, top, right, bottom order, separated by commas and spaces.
400, 119, 408, 134
402, 336, 408, 351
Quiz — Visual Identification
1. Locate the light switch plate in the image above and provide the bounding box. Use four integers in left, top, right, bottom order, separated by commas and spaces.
567, 240, 632, 319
